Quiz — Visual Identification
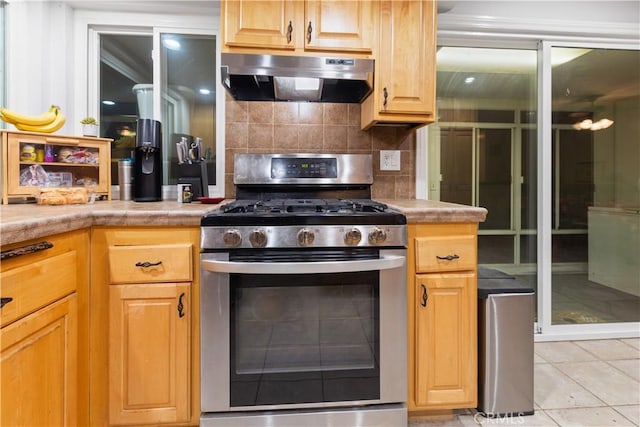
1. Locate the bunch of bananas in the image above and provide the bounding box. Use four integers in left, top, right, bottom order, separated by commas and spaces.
0, 105, 66, 133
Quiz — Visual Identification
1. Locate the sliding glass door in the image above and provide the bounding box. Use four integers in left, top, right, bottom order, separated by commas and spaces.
430, 44, 639, 338
544, 45, 640, 330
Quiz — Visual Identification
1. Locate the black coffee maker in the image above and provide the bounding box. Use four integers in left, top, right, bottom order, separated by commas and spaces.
133, 119, 162, 202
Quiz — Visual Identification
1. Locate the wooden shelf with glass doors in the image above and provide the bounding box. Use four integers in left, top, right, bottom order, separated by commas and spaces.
1, 130, 112, 204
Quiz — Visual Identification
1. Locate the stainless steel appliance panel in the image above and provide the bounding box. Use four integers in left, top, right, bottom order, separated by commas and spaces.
200, 249, 407, 413
479, 292, 534, 416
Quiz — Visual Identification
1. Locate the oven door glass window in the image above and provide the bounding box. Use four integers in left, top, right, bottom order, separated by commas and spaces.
230, 270, 380, 406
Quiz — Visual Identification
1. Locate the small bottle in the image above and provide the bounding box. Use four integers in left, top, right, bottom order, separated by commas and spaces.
181, 184, 192, 203
35, 148, 45, 162
44, 145, 54, 162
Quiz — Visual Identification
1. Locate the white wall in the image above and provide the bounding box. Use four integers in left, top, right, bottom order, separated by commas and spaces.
6, 2, 74, 130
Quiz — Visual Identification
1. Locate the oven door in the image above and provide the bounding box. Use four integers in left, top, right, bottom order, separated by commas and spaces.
200, 248, 407, 412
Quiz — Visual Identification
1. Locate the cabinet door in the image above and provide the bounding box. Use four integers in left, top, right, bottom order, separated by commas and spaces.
223, 0, 299, 51
1, 294, 77, 426
377, 0, 435, 114
304, 0, 375, 53
414, 273, 476, 408
109, 283, 190, 425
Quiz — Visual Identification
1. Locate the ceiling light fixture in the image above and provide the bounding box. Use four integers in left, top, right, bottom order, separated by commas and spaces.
199, 88, 211, 95
162, 38, 181, 51
573, 118, 614, 131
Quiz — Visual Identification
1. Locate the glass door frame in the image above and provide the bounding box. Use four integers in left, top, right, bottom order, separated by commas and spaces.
152, 27, 225, 195
80, 11, 224, 198
537, 40, 640, 340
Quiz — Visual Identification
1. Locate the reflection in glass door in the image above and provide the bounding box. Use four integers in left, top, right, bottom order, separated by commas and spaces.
548, 46, 640, 327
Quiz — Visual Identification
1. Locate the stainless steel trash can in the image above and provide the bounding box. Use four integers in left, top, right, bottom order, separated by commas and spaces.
477, 267, 535, 417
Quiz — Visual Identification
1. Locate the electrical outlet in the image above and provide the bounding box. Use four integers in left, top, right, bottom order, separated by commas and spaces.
380, 150, 401, 171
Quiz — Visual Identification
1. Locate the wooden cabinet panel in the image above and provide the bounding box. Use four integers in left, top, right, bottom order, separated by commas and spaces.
1, 250, 76, 327
361, 0, 436, 129
304, 0, 375, 53
415, 235, 476, 274
414, 273, 476, 408
1, 294, 78, 426
109, 283, 190, 425
223, 0, 299, 50
108, 243, 193, 284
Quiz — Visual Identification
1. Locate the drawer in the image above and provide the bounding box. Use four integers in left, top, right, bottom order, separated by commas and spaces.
415, 235, 476, 273
1, 250, 77, 327
108, 244, 192, 284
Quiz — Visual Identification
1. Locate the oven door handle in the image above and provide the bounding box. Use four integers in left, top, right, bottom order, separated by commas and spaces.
201, 254, 405, 275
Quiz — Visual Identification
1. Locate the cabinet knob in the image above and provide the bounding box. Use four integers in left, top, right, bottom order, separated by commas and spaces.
307, 21, 313, 44
287, 20, 293, 43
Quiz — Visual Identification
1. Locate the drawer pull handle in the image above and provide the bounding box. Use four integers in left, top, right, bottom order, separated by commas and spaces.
383, 87, 388, 109
1, 241, 53, 261
135, 261, 162, 268
0, 297, 13, 309
177, 293, 185, 318
420, 284, 428, 307
286, 20, 293, 43
436, 254, 460, 261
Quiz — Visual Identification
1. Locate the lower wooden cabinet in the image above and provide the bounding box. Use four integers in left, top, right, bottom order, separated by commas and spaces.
109, 283, 190, 425
0, 229, 89, 426
407, 223, 478, 412
414, 273, 476, 408
1, 294, 78, 426
90, 227, 200, 426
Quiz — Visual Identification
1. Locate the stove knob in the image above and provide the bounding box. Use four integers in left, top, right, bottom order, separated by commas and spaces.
368, 227, 387, 245
297, 228, 315, 246
222, 229, 242, 247
344, 228, 362, 245
249, 229, 268, 248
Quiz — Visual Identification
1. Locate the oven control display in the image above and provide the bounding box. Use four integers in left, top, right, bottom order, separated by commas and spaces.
271, 157, 338, 179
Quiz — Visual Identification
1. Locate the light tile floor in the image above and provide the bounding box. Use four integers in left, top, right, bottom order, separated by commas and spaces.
409, 338, 640, 426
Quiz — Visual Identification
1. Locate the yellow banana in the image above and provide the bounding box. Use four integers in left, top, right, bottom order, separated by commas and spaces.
0, 105, 58, 126
15, 110, 66, 133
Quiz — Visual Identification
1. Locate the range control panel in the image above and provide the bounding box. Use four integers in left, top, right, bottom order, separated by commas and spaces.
271, 157, 338, 179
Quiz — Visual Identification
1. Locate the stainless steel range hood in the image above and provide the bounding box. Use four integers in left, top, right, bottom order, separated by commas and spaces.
221, 53, 374, 103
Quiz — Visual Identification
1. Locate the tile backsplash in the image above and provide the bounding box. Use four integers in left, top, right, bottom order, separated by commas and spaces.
224, 94, 416, 200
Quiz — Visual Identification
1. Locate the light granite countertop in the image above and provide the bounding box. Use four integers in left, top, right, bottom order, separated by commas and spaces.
0, 199, 486, 246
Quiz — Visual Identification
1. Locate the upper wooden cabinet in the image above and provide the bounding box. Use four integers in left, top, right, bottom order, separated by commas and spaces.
361, 0, 436, 130
222, 0, 376, 55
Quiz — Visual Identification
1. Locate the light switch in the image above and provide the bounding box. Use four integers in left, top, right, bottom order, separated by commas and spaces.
380, 150, 401, 171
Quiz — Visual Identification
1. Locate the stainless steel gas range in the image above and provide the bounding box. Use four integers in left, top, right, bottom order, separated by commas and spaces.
200, 154, 407, 427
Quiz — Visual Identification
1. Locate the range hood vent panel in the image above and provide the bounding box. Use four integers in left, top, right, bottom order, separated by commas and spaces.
221, 53, 374, 103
